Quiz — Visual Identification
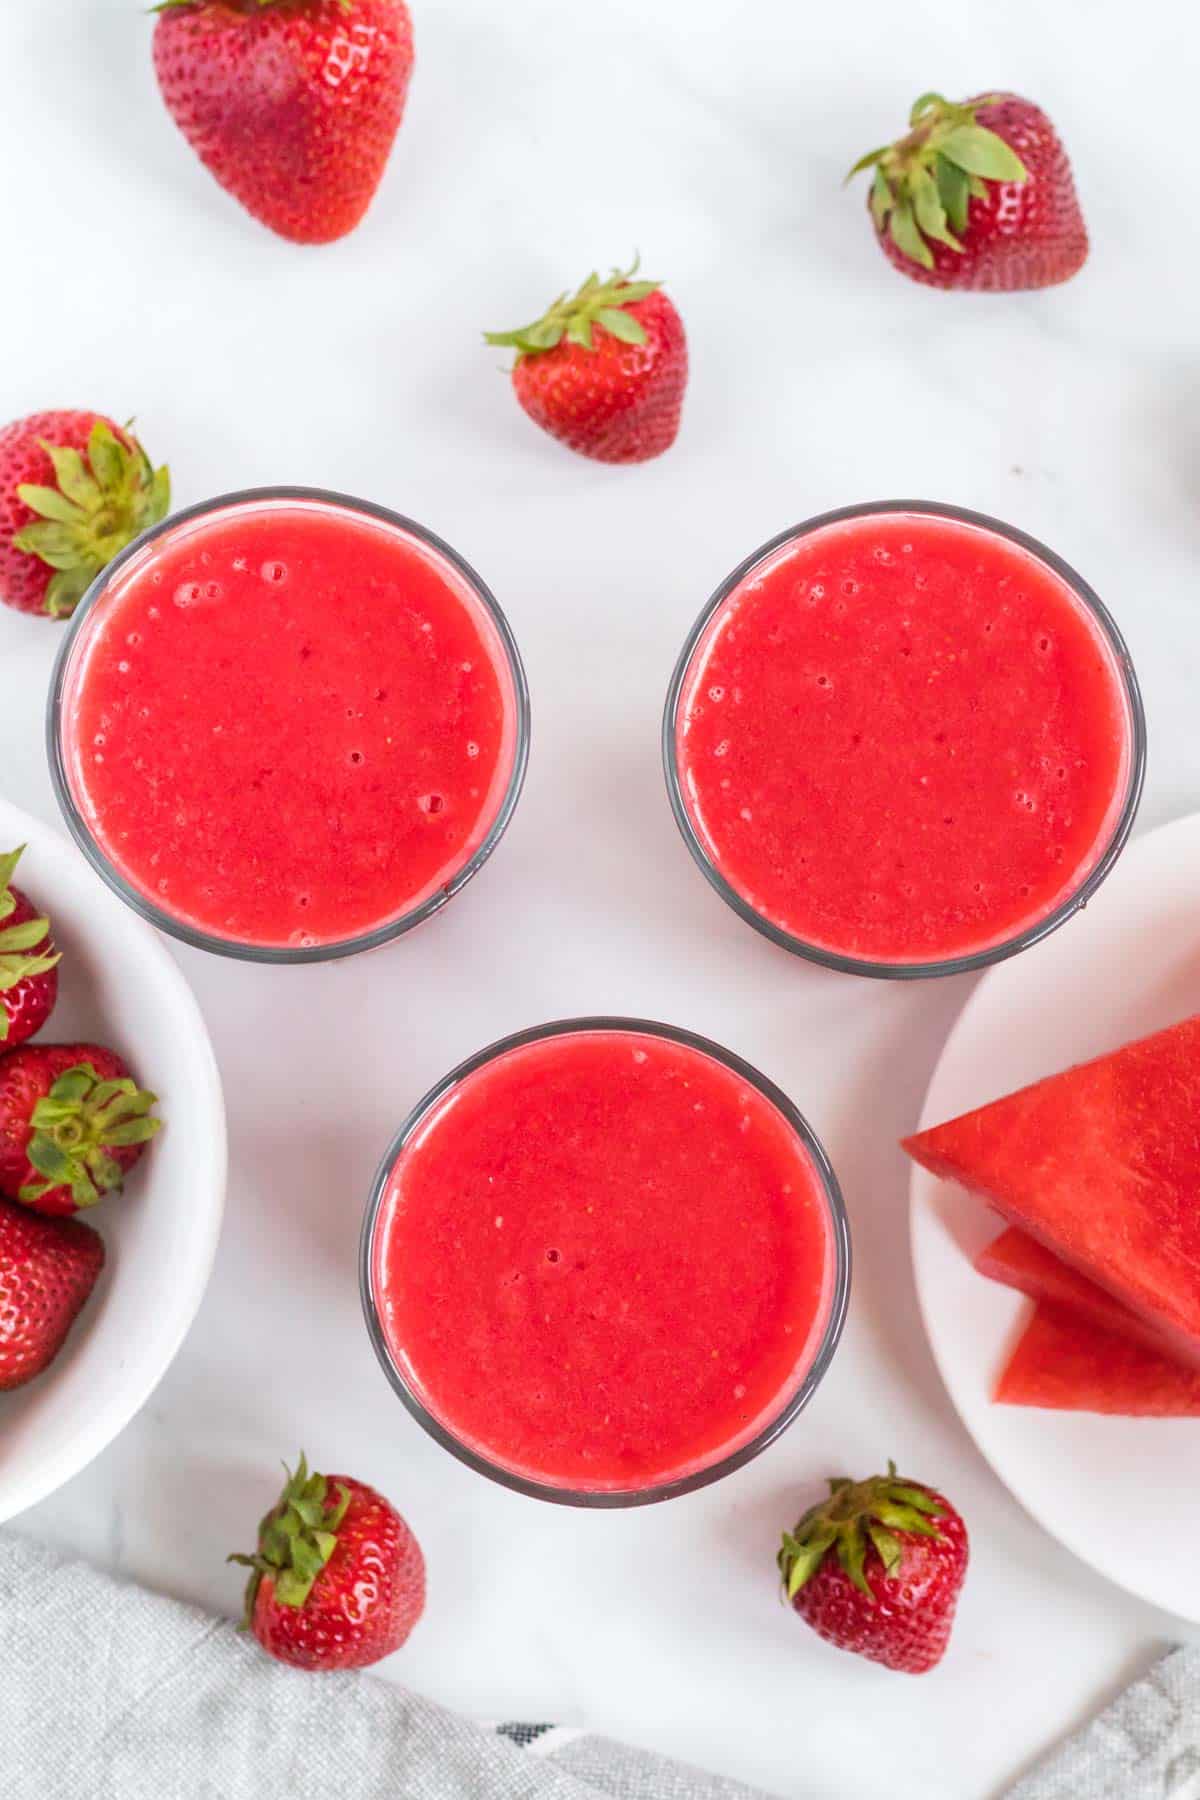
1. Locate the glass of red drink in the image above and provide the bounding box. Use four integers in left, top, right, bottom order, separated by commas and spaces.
47, 488, 531, 962
664, 501, 1146, 979
360, 1017, 851, 1506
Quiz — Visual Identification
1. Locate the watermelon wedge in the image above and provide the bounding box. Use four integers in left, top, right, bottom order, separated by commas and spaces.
996, 1302, 1200, 1416
976, 1229, 1173, 1358
904, 1015, 1200, 1367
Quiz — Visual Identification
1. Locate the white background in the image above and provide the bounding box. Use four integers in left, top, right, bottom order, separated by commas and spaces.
4, 2, 1200, 1794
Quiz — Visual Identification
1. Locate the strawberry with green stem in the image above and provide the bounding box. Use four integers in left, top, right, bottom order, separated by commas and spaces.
849, 92, 1087, 291
230, 1453, 425, 1670
0, 1198, 106, 1391
485, 261, 688, 464
779, 1463, 969, 1674
0, 847, 59, 1050
0, 1045, 162, 1218
0, 413, 169, 617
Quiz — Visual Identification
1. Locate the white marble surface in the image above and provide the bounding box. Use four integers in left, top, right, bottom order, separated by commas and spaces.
4, 1, 1200, 1794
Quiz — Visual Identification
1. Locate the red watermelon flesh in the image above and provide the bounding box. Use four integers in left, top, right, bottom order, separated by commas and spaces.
976, 1228, 1174, 1358
996, 1301, 1200, 1416
903, 1015, 1200, 1367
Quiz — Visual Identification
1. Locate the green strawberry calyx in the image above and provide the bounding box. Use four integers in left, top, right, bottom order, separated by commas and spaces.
229, 1453, 352, 1624
12, 419, 170, 620
778, 1463, 946, 1602
849, 92, 1028, 271
484, 259, 661, 360
18, 1060, 162, 1209
0, 846, 59, 1042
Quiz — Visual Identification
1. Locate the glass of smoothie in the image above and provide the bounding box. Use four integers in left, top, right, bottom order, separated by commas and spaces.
664, 501, 1145, 979
47, 489, 530, 961
360, 1017, 850, 1505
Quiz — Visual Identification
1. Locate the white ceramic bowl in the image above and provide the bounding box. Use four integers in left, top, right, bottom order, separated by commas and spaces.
0, 796, 225, 1521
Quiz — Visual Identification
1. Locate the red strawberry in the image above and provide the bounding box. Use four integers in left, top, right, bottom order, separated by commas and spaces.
0, 413, 169, 618
485, 262, 688, 464
778, 1463, 968, 1674
850, 92, 1088, 292
230, 1453, 425, 1670
0, 1046, 162, 1218
0, 1198, 106, 1390
153, 0, 415, 245
0, 848, 59, 1051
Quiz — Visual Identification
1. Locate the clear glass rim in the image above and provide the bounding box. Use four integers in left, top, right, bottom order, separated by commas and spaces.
45, 485, 532, 964
358, 1015, 852, 1508
662, 498, 1148, 981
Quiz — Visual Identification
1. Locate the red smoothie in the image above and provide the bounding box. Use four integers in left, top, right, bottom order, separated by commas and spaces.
670, 508, 1138, 970
368, 1026, 844, 1495
55, 494, 525, 951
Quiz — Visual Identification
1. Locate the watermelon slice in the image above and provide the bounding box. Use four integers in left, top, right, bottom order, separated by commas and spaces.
996, 1302, 1200, 1416
904, 1015, 1200, 1367
976, 1228, 1174, 1358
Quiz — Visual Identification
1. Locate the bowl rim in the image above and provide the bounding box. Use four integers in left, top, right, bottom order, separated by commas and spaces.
0, 797, 226, 1521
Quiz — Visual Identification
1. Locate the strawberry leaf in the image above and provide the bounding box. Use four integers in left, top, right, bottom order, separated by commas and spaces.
16, 522, 85, 567
846, 145, 889, 180
87, 420, 125, 491
45, 572, 91, 619
0, 846, 23, 907
39, 442, 101, 512
938, 124, 1027, 183
0, 918, 53, 955
935, 155, 971, 235
888, 201, 934, 270
866, 1523, 903, 1576
869, 168, 893, 229
595, 307, 648, 346
484, 259, 662, 362
911, 168, 962, 252
17, 486, 86, 528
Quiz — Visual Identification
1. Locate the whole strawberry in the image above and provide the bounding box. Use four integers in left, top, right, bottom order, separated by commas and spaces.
850, 92, 1088, 291
0, 1046, 162, 1218
0, 848, 59, 1050
0, 1198, 106, 1390
230, 1453, 425, 1670
485, 262, 688, 464
778, 1463, 968, 1674
153, 0, 415, 245
0, 413, 169, 617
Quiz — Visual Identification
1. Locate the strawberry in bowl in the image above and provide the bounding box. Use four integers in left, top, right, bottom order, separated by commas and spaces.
0, 1201, 106, 1392
0, 799, 224, 1523
0, 847, 59, 1049
0, 1045, 161, 1217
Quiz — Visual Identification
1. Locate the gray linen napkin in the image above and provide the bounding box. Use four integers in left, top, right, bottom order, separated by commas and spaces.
1005, 1646, 1200, 1800
0, 1532, 774, 1800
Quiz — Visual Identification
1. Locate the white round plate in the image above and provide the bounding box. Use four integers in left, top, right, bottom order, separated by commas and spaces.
910, 810, 1200, 1621
0, 797, 225, 1521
